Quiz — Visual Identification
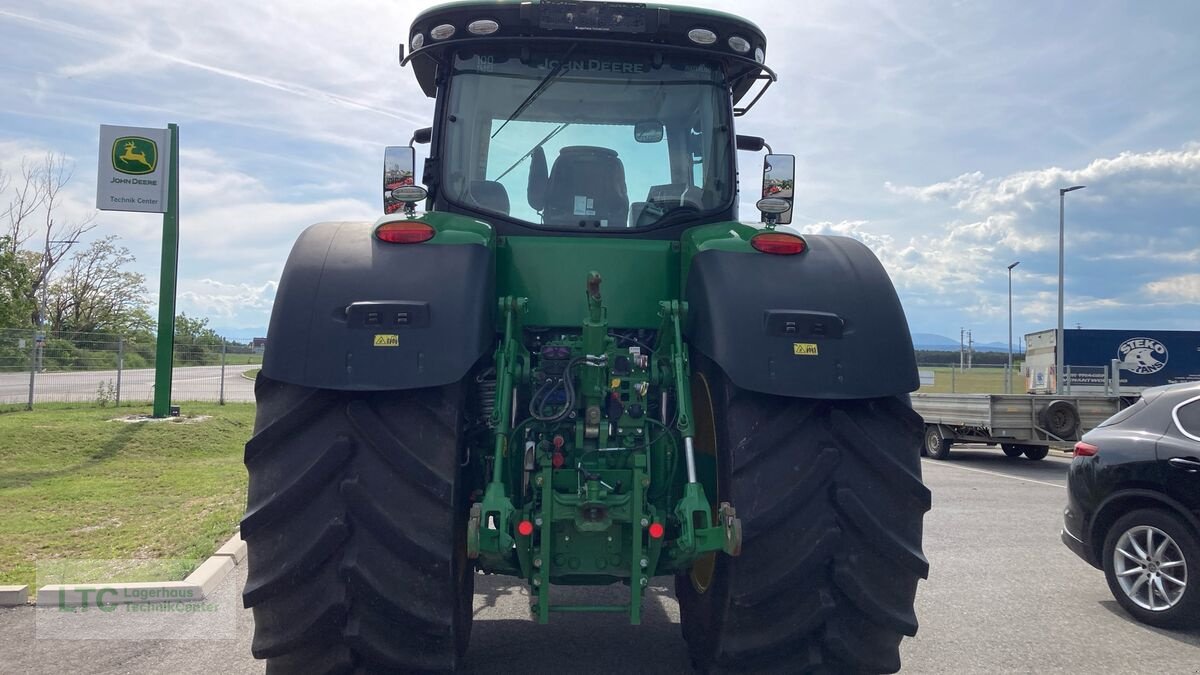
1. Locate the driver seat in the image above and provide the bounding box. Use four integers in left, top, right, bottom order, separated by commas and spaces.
541, 146, 629, 227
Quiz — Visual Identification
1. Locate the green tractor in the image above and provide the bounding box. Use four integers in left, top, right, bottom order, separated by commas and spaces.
241, 1, 930, 672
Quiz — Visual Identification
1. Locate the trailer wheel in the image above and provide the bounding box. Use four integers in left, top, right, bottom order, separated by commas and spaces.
678, 356, 929, 673
1001, 444, 1025, 458
241, 375, 473, 673
924, 425, 952, 460
1022, 446, 1050, 461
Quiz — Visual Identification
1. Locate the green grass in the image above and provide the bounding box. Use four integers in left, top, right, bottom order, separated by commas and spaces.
242, 368, 260, 380
918, 367, 1025, 394
0, 403, 254, 592
222, 353, 263, 365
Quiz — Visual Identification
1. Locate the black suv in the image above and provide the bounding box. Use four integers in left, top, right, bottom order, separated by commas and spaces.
1062, 381, 1200, 628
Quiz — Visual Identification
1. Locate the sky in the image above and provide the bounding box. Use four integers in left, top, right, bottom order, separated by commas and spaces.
1, 0, 1197, 343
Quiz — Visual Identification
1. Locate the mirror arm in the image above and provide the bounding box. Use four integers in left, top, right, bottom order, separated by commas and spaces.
735, 135, 772, 154
411, 127, 433, 146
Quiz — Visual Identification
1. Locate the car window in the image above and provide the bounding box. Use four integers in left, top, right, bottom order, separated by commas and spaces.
1173, 396, 1200, 441
1096, 398, 1147, 428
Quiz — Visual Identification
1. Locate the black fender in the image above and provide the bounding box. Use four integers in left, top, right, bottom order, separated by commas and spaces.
262, 222, 494, 390
684, 234, 918, 398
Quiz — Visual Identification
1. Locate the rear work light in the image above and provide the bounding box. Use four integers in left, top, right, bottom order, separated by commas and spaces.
1073, 441, 1099, 457
375, 221, 434, 244
751, 232, 807, 255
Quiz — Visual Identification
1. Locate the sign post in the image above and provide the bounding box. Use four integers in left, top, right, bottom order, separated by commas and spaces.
97, 123, 179, 417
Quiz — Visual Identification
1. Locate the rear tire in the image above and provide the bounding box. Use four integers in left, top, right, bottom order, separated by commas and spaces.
241, 375, 474, 673
924, 425, 952, 460
678, 357, 930, 673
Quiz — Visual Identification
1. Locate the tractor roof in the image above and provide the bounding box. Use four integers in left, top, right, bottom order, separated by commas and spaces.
404, 1, 774, 111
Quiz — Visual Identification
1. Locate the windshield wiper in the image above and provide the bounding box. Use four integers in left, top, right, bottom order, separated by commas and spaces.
490, 45, 577, 140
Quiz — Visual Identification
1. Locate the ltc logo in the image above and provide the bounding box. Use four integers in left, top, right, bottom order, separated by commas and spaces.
1118, 337, 1169, 375
111, 136, 158, 175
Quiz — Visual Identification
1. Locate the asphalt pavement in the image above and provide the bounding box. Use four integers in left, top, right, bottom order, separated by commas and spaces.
0, 364, 257, 405
1, 446, 1197, 673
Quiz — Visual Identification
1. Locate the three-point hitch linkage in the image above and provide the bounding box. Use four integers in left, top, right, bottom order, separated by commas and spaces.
467, 272, 741, 624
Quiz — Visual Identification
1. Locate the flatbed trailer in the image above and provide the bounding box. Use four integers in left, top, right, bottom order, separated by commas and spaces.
912, 393, 1128, 460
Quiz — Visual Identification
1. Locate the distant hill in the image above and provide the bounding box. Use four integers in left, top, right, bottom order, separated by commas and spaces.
912, 333, 1012, 353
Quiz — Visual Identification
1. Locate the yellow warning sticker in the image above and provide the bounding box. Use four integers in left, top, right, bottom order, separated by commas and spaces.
373, 334, 399, 347
793, 343, 819, 356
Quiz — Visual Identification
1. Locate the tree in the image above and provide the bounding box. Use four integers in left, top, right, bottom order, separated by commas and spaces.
173, 313, 226, 365
44, 236, 151, 335
2, 154, 97, 327
0, 236, 35, 329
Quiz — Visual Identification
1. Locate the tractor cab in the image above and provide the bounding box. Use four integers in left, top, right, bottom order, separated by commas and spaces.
385, 0, 796, 232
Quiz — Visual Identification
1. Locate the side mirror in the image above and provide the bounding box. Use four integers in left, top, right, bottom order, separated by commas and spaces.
633, 120, 664, 143
412, 127, 432, 144
760, 154, 795, 225
383, 146, 423, 214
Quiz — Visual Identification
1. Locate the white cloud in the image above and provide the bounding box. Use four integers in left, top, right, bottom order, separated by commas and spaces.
889, 145, 1200, 217
1144, 274, 1200, 304
178, 278, 278, 326
885, 171, 984, 203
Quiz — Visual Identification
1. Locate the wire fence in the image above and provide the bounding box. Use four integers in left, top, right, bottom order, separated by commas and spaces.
0, 327, 261, 410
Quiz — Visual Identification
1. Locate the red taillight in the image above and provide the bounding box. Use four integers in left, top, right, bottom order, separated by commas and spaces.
751, 232, 807, 255
375, 221, 434, 244
1074, 441, 1099, 457
517, 520, 534, 536
648, 522, 665, 539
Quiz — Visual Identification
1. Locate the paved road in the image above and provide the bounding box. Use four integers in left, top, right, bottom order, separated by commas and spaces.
2, 446, 1197, 673
0, 364, 257, 405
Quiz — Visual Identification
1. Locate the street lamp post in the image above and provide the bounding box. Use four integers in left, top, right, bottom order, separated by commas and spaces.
1007, 261, 1020, 394
1057, 185, 1085, 394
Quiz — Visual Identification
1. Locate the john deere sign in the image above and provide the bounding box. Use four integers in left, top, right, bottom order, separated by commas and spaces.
96, 122, 181, 419
97, 125, 171, 213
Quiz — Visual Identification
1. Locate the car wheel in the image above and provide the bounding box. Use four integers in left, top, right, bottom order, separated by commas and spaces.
1102, 508, 1199, 629
924, 425, 951, 460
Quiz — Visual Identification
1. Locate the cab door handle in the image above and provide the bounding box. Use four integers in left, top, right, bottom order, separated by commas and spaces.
1168, 457, 1200, 472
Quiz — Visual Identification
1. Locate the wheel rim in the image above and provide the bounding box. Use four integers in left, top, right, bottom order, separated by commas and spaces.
688, 370, 719, 594
1113, 525, 1188, 611
925, 429, 941, 454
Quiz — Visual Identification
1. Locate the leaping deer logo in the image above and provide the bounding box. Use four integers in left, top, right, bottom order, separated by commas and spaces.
112, 136, 157, 175
119, 141, 152, 169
